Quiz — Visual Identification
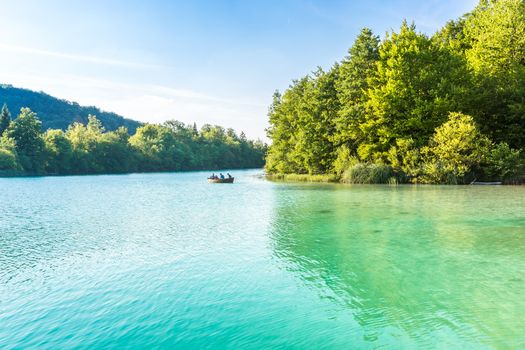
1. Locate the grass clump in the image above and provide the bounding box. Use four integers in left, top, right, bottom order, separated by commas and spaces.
341, 163, 397, 184
266, 173, 339, 183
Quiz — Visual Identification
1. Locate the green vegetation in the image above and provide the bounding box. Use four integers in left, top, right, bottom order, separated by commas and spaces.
266, 0, 525, 184
0, 106, 266, 176
266, 173, 339, 183
0, 84, 141, 133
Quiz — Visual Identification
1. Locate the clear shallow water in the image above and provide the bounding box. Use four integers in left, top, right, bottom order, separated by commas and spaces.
1, 170, 524, 349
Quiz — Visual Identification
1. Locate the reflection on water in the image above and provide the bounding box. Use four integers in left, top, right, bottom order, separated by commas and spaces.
269, 184, 525, 348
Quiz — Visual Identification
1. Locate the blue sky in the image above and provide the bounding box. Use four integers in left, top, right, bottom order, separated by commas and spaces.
0, 0, 477, 139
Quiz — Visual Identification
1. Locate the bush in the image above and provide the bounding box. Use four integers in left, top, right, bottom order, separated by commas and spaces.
332, 146, 359, 175
341, 163, 396, 184
484, 142, 522, 180
421, 112, 490, 184
0, 148, 19, 170
387, 138, 423, 182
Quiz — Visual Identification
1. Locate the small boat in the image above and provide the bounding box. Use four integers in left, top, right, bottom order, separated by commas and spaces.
208, 177, 234, 183
470, 181, 502, 185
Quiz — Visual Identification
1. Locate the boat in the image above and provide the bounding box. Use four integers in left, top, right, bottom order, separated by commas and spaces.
470, 181, 502, 185
208, 177, 234, 183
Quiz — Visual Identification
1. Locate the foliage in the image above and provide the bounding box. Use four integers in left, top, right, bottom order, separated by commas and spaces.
484, 142, 522, 180
266, 67, 340, 175
341, 163, 396, 184
332, 145, 359, 175
0, 107, 266, 176
363, 21, 469, 157
0, 104, 10, 136
0, 148, 19, 171
386, 138, 422, 182
5, 108, 45, 173
462, 0, 525, 147
266, 173, 339, 183
265, 0, 525, 184
0, 84, 141, 133
421, 113, 490, 184
43, 129, 73, 174
334, 28, 379, 152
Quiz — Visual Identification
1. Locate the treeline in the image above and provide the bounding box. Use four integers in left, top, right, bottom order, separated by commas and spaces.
0, 105, 266, 175
266, 0, 525, 184
0, 84, 141, 133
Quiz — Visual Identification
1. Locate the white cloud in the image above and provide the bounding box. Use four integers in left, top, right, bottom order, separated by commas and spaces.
1, 73, 269, 140
0, 43, 162, 69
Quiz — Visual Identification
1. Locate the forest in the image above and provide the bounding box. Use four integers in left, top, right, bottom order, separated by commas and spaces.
265, 0, 525, 184
0, 84, 141, 133
0, 105, 266, 175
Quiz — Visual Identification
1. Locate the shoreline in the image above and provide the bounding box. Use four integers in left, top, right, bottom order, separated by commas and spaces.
0, 167, 263, 179
265, 173, 524, 185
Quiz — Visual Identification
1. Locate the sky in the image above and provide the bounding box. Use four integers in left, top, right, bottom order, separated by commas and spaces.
0, 0, 477, 140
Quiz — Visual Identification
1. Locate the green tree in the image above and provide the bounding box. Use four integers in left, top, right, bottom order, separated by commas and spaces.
363, 21, 469, 159
265, 89, 296, 173
462, 0, 525, 147
266, 66, 339, 175
0, 104, 11, 136
484, 142, 522, 180
465, 0, 525, 75
387, 138, 422, 181
97, 127, 135, 173
433, 18, 470, 54
294, 67, 339, 174
422, 112, 490, 183
129, 124, 179, 171
66, 116, 104, 173
5, 108, 45, 173
334, 28, 379, 153
43, 129, 73, 174
0, 148, 18, 171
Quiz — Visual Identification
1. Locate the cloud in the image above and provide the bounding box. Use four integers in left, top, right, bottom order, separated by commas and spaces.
0, 73, 270, 140
0, 43, 162, 69
150, 85, 265, 107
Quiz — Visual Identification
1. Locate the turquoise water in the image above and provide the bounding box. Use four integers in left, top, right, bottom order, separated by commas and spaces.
1, 170, 524, 349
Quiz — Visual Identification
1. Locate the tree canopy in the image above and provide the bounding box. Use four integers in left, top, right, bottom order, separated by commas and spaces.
266, 0, 525, 184
0, 85, 141, 133
0, 108, 266, 175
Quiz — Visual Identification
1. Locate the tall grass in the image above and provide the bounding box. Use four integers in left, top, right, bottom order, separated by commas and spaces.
266, 173, 339, 183
341, 163, 398, 184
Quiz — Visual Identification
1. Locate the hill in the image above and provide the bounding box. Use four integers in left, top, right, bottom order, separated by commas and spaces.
0, 84, 141, 133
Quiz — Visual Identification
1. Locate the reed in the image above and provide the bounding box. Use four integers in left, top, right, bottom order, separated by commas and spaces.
266, 173, 339, 183
341, 163, 396, 184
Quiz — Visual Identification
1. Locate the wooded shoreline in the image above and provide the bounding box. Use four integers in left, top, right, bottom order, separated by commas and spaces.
264, 0, 525, 185
0, 106, 266, 176
265, 173, 525, 185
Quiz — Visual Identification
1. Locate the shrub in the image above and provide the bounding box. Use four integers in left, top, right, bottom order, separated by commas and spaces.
484, 142, 522, 180
0, 148, 19, 170
422, 112, 490, 184
332, 146, 359, 175
341, 163, 395, 184
387, 138, 423, 182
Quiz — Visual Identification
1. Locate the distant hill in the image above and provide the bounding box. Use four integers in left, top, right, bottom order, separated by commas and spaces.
0, 84, 141, 133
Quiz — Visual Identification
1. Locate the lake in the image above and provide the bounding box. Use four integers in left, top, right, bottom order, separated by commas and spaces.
1, 169, 524, 349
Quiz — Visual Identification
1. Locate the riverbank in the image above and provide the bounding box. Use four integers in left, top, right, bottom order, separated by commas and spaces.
266, 173, 525, 185
265, 173, 339, 183
0, 167, 261, 178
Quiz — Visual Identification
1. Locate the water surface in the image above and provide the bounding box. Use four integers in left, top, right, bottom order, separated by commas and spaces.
1, 170, 524, 349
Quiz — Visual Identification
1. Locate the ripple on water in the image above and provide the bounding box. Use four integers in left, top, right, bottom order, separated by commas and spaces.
0, 172, 524, 349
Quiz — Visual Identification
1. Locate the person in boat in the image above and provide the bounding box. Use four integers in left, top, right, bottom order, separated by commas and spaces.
227, 173, 232, 178
210, 173, 217, 179
220, 173, 225, 180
